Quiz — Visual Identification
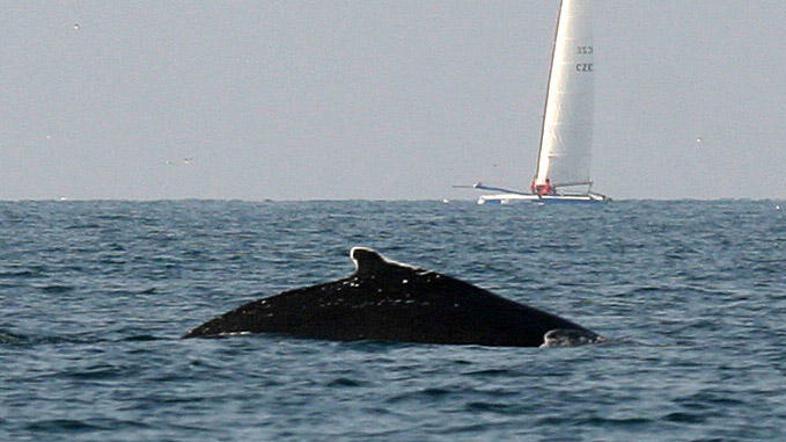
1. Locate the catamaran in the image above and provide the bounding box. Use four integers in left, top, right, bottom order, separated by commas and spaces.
464, 0, 609, 205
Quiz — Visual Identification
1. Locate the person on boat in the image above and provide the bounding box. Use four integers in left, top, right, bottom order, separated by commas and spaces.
534, 178, 554, 196
530, 178, 556, 196
544, 178, 557, 195
532, 178, 548, 196
544, 178, 553, 195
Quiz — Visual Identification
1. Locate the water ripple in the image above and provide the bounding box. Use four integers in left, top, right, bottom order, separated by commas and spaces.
1, 200, 785, 441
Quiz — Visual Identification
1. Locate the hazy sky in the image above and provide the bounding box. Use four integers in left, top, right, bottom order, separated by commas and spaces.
2, 1, 785, 201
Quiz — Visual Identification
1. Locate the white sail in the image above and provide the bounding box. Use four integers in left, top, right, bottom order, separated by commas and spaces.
463, 0, 608, 204
534, 0, 594, 190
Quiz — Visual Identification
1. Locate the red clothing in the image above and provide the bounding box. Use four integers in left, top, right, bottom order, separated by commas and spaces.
533, 179, 554, 196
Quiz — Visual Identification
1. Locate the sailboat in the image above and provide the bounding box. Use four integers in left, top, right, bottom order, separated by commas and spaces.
467, 0, 609, 205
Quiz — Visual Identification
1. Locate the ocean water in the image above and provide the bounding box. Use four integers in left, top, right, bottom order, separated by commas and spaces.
1, 200, 785, 441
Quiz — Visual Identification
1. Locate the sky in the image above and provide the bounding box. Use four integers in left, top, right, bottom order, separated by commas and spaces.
1, 0, 785, 201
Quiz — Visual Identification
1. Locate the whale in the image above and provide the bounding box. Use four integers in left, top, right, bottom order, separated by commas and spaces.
183, 247, 602, 347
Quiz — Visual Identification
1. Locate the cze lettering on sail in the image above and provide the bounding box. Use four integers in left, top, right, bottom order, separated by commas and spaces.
575, 63, 593, 72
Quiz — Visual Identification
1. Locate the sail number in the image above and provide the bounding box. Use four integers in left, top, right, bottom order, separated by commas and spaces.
576, 46, 593, 72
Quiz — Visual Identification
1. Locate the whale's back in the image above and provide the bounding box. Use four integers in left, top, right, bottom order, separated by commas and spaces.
184, 248, 599, 347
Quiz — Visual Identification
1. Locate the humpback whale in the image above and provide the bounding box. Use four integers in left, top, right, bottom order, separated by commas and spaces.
183, 247, 602, 347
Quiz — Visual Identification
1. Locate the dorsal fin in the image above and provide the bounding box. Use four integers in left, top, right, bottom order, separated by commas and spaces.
350, 247, 417, 276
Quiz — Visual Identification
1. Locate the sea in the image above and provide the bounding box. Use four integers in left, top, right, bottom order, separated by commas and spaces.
1, 200, 785, 441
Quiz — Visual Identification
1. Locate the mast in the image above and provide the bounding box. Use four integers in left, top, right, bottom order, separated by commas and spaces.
533, 0, 564, 184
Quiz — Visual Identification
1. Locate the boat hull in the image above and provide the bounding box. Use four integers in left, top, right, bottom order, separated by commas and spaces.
477, 193, 608, 205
